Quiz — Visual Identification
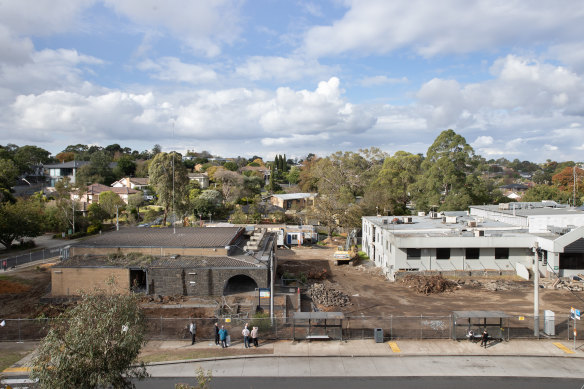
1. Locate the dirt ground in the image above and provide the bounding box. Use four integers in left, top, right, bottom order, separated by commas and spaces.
2, 249, 582, 320
276, 247, 584, 317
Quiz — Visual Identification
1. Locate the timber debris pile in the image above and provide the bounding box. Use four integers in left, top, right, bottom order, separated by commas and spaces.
400, 275, 458, 295
307, 282, 351, 307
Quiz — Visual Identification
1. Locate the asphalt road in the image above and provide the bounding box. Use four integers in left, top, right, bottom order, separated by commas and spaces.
135, 376, 584, 389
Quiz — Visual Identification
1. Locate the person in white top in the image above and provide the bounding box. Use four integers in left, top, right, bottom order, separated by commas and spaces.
242, 323, 251, 348
189, 321, 196, 345
251, 326, 259, 347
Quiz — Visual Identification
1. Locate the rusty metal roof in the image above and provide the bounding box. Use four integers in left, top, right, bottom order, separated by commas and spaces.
73, 227, 243, 248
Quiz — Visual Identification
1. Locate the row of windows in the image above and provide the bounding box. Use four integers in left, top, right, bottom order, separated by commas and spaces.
407, 248, 510, 260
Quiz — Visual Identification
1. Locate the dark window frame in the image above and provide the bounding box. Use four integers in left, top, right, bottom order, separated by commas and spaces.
465, 248, 480, 260
495, 248, 509, 259
407, 248, 422, 259
436, 248, 451, 260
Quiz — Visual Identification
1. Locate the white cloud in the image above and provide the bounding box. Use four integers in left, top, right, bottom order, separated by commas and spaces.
235, 56, 335, 82
103, 0, 243, 57
472, 136, 493, 148
137, 57, 217, 84
302, 0, 584, 58
0, 0, 94, 36
359, 75, 408, 87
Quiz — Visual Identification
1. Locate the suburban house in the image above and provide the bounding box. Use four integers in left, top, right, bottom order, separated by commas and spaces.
269, 193, 317, 210
499, 183, 530, 200
187, 172, 210, 188
362, 202, 584, 281
76, 183, 139, 205
44, 161, 89, 186
51, 226, 277, 297
111, 177, 149, 190
239, 165, 271, 184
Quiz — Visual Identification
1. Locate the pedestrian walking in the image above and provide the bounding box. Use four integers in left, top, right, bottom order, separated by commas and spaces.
481, 329, 488, 348
214, 322, 220, 346
219, 325, 228, 348
2, 260, 7, 271
242, 323, 250, 348
251, 326, 259, 347
189, 320, 197, 345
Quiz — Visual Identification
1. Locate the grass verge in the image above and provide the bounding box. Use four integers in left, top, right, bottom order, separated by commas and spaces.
0, 352, 28, 372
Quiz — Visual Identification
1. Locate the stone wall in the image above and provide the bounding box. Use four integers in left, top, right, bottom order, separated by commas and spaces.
149, 267, 268, 296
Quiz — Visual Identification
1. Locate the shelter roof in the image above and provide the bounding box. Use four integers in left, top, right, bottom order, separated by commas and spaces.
452, 311, 511, 319
292, 312, 345, 320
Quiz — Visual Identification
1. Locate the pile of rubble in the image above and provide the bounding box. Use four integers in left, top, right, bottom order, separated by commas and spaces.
456, 279, 527, 291
400, 275, 458, 295
141, 295, 189, 304
307, 282, 351, 307
541, 276, 584, 291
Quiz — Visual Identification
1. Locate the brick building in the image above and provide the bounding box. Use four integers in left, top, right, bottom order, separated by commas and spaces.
52, 227, 276, 297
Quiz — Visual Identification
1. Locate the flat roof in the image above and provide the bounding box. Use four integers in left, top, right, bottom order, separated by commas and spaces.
363, 215, 529, 238
271, 193, 316, 200
73, 227, 243, 248
54, 254, 263, 269
471, 204, 584, 217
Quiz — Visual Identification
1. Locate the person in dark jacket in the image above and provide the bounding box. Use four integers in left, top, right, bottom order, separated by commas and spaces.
214, 322, 220, 346
480, 329, 489, 348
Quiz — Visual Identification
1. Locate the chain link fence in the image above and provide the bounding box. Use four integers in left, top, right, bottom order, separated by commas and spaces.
0, 314, 576, 343
1, 246, 65, 269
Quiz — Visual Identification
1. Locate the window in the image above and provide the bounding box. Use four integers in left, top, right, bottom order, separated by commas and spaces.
407, 248, 421, 259
465, 248, 480, 260
436, 248, 450, 259
495, 248, 509, 259
539, 250, 548, 266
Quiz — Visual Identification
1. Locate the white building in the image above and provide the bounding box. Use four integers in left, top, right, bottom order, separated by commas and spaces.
362, 203, 584, 281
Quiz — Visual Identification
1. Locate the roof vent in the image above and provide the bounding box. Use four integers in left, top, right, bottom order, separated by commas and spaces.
468, 220, 477, 228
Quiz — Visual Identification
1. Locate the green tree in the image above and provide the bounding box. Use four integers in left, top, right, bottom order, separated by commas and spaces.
13, 145, 52, 175
223, 161, 238, 171
365, 151, 422, 215
76, 150, 115, 186
0, 199, 43, 248
148, 152, 189, 225
114, 155, 137, 178
285, 166, 300, 185
30, 284, 148, 388
521, 185, 571, 203
98, 191, 125, 219
0, 158, 19, 191
412, 129, 476, 211
87, 203, 109, 226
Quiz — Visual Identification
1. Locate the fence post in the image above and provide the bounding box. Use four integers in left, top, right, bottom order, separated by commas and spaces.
390, 315, 393, 340
420, 314, 423, 339
18, 318, 22, 343
160, 316, 163, 337
30, 251, 32, 263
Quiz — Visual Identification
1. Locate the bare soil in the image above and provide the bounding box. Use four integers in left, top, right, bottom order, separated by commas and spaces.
277, 247, 584, 317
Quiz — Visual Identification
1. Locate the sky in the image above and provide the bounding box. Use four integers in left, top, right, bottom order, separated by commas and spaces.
1, 0, 584, 162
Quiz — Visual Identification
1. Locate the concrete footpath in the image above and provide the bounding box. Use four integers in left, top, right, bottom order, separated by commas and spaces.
2, 338, 584, 379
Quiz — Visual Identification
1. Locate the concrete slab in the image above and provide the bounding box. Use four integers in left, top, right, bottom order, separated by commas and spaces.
240, 356, 279, 376
277, 356, 310, 377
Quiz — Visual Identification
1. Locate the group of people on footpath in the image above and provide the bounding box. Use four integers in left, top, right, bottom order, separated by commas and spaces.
186, 321, 259, 348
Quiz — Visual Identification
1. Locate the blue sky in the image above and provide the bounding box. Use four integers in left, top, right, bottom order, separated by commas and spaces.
1, 0, 584, 162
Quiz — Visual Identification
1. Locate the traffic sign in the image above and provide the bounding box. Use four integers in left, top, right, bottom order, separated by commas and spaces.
570, 307, 581, 320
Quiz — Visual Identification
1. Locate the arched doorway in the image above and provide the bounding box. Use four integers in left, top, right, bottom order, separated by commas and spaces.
223, 274, 258, 295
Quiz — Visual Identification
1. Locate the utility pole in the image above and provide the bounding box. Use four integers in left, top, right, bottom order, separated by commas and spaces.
115, 205, 120, 231
533, 242, 540, 337
172, 121, 176, 234
72, 201, 75, 234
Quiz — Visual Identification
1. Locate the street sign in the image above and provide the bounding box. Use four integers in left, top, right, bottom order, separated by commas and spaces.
259, 288, 270, 298
570, 307, 581, 320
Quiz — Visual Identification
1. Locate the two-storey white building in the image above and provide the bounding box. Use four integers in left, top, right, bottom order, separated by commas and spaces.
362, 203, 584, 281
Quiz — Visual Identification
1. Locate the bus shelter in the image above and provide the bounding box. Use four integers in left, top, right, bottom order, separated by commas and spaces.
292, 312, 345, 341
452, 310, 510, 341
